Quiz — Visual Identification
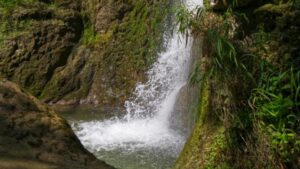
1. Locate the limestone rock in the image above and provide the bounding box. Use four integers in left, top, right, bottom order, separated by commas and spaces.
0, 79, 114, 169
0, 0, 169, 106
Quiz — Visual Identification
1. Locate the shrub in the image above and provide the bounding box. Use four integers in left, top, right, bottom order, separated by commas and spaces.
250, 67, 300, 166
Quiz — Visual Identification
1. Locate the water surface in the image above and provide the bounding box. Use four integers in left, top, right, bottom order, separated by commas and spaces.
58, 106, 183, 169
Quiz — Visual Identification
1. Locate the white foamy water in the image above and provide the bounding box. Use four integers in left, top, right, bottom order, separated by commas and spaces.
71, 0, 203, 168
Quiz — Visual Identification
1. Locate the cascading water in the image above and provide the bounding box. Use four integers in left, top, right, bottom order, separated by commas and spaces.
70, 0, 203, 168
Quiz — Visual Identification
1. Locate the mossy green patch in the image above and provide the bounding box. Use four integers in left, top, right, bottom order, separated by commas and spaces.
203, 128, 229, 169
82, 24, 99, 45
255, 2, 293, 14
0, 0, 36, 15
174, 75, 229, 169
81, 24, 113, 46
0, 19, 32, 47
116, 0, 170, 70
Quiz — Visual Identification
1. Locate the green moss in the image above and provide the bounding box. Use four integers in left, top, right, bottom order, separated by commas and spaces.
39, 53, 92, 102
97, 31, 113, 44
1, 0, 171, 105
203, 128, 229, 169
47, 2, 58, 10
0, 19, 32, 47
81, 24, 113, 46
174, 75, 229, 169
0, 0, 36, 16
117, 0, 170, 70
82, 24, 98, 45
255, 2, 293, 14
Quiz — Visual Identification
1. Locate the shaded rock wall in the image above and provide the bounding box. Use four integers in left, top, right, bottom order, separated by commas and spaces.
0, 0, 171, 106
0, 1, 83, 97
171, 38, 202, 137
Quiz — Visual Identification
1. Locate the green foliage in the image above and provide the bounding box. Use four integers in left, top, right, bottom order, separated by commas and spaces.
251, 67, 300, 165
175, 6, 193, 36
175, 4, 204, 35
254, 24, 271, 51
179, 1, 299, 168
229, 0, 239, 8
207, 29, 238, 74
206, 9, 252, 79
176, 6, 252, 79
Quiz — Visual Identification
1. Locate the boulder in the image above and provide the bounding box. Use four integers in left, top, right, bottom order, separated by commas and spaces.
0, 79, 115, 169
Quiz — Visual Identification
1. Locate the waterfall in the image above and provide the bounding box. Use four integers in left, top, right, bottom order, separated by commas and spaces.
71, 0, 203, 168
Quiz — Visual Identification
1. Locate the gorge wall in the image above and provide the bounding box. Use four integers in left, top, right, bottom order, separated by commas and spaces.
0, 0, 171, 106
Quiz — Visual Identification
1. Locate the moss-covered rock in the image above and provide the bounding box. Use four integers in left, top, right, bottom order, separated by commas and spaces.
0, 78, 114, 169
0, 0, 83, 98
0, 0, 171, 106
174, 46, 231, 169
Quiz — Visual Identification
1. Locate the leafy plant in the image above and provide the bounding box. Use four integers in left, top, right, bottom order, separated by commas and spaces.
175, 6, 192, 36
205, 9, 253, 78
176, 5, 253, 80
189, 61, 202, 85
207, 29, 238, 74
251, 67, 300, 165
175, 4, 204, 44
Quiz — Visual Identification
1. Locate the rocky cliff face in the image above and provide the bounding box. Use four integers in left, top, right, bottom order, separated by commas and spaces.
0, 0, 170, 106
0, 0, 83, 99
0, 78, 114, 169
